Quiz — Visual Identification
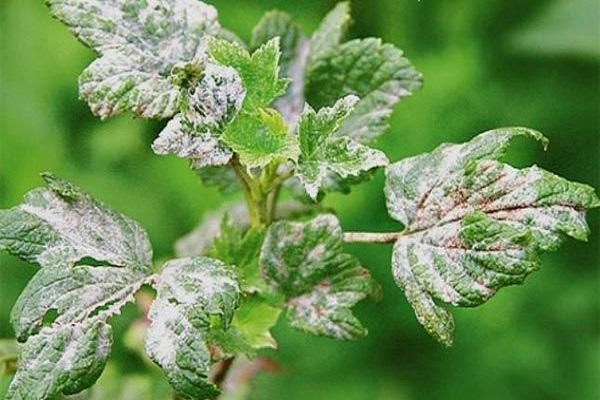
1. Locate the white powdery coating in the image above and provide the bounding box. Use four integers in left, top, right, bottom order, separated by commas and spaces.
151, 64, 246, 168
47, 0, 221, 119
151, 115, 233, 168
19, 187, 152, 270
260, 215, 372, 340
296, 95, 388, 200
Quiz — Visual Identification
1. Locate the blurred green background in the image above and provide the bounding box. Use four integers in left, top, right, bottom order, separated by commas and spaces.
0, 0, 598, 399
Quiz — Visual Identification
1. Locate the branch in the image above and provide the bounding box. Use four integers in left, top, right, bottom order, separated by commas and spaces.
343, 231, 402, 244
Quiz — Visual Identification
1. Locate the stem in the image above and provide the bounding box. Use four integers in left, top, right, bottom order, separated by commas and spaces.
343, 231, 402, 244
213, 357, 235, 388
231, 157, 262, 227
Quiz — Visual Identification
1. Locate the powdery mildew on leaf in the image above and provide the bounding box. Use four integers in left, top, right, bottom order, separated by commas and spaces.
306, 38, 423, 143
0, 174, 152, 270
260, 214, 377, 340
146, 257, 240, 399
151, 63, 245, 168
5, 321, 112, 400
295, 95, 389, 200
385, 128, 600, 346
0, 174, 155, 399
47, 0, 221, 119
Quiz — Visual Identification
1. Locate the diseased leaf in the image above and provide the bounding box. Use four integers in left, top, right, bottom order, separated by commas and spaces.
385, 128, 600, 346
0, 174, 154, 399
47, 0, 221, 119
306, 38, 422, 143
295, 95, 388, 200
151, 63, 246, 169
260, 215, 377, 340
146, 257, 240, 399
0, 173, 152, 270
6, 321, 112, 400
196, 165, 242, 194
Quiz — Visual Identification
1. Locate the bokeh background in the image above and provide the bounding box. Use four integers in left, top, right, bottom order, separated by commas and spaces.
1, 0, 598, 399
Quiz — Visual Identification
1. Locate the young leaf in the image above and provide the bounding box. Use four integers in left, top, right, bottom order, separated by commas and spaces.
146, 257, 240, 399
0, 174, 154, 399
251, 11, 309, 128
47, 0, 221, 119
384, 128, 600, 346
206, 216, 268, 293
211, 296, 281, 357
151, 63, 246, 169
260, 214, 377, 340
222, 109, 300, 169
306, 38, 423, 143
295, 95, 389, 200
208, 37, 289, 110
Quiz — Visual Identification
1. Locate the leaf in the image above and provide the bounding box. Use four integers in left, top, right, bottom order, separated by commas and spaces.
222, 109, 300, 169
208, 37, 289, 110
151, 63, 246, 169
384, 128, 600, 346
146, 257, 240, 400
306, 38, 422, 143
295, 95, 388, 200
47, 0, 221, 119
5, 321, 112, 400
211, 296, 281, 357
306, 2, 352, 69
260, 214, 377, 340
206, 216, 268, 293
250, 11, 309, 128
0, 174, 154, 399
0, 173, 152, 270
251, 11, 303, 74
196, 166, 242, 194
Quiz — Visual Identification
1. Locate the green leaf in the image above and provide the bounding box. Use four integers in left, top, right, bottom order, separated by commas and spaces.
151, 63, 246, 169
196, 166, 242, 194
146, 257, 240, 400
206, 216, 268, 293
6, 321, 112, 400
306, 38, 422, 143
0, 174, 154, 399
208, 37, 289, 110
385, 128, 600, 346
306, 2, 352, 70
222, 109, 300, 169
251, 11, 303, 75
47, 0, 221, 119
295, 95, 388, 199
211, 296, 281, 357
250, 11, 309, 127
260, 214, 377, 340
